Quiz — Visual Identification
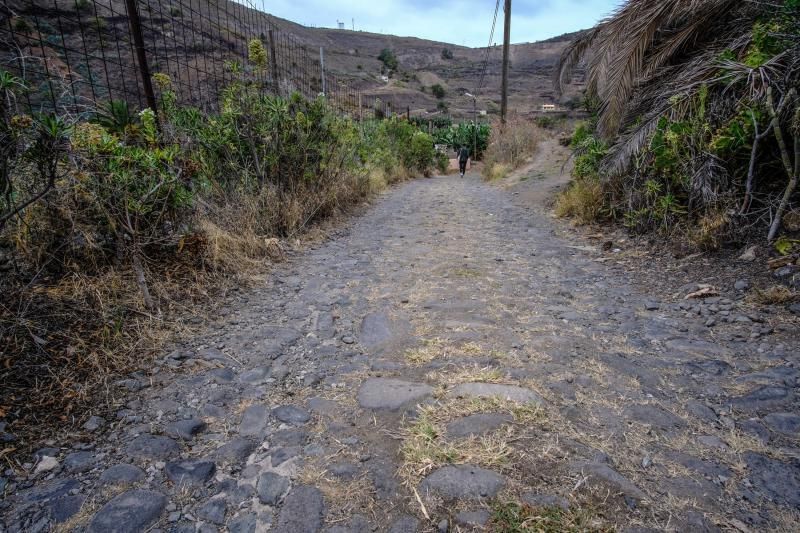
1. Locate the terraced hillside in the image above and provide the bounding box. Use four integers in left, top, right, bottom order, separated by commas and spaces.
1, 0, 583, 118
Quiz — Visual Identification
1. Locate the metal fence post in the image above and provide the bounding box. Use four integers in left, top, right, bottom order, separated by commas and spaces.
320, 47, 326, 96
124, 0, 158, 113
268, 29, 280, 96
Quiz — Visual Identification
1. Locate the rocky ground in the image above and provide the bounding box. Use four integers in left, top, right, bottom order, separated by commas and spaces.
1, 151, 799, 532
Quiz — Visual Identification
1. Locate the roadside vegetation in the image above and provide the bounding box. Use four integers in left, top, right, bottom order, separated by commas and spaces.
0, 65, 439, 447
433, 121, 491, 160
555, 0, 800, 250
482, 117, 542, 181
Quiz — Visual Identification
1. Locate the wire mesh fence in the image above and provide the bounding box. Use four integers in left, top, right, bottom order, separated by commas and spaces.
0, 0, 396, 120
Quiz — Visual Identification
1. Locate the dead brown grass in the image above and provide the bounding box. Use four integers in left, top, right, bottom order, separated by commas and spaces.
482, 117, 542, 182
554, 178, 604, 224
297, 461, 378, 523
404, 339, 494, 366
750, 285, 798, 305
0, 172, 381, 464
687, 211, 731, 251
397, 396, 544, 486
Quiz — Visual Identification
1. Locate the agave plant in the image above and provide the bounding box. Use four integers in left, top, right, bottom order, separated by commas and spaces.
93, 99, 137, 135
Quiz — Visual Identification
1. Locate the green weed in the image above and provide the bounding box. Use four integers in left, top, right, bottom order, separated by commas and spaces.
490, 502, 611, 533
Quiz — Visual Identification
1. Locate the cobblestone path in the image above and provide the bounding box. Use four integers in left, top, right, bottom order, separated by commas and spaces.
2, 170, 799, 532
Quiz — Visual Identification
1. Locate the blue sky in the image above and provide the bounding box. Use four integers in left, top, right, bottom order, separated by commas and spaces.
254, 0, 621, 47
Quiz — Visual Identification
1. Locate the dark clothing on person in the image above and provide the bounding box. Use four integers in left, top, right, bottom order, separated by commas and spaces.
457, 147, 469, 176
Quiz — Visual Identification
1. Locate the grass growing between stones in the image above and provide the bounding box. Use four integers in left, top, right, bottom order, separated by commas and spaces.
490, 501, 612, 533
451, 267, 484, 279
397, 397, 544, 486
52, 500, 100, 533
426, 365, 507, 387
405, 340, 495, 366
297, 462, 377, 523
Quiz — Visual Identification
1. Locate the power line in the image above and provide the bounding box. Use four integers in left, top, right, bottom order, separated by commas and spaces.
464, 0, 501, 160
475, 0, 501, 96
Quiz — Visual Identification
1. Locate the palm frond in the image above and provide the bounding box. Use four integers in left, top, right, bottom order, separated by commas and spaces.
554, 27, 602, 96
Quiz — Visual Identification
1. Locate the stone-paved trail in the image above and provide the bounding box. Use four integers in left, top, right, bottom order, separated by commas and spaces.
3, 169, 800, 532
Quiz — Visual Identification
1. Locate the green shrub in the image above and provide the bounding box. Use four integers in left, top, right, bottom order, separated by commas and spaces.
433, 122, 490, 159
435, 152, 449, 174
13, 18, 31, 33
0, 64, 439, 440
534, 116, 557, 129
378, 48, 398, 71
431, 84, 446, 99
375, 118, 436, 176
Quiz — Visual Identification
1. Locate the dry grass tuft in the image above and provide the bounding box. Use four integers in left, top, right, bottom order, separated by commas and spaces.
404, 340, 495, 366
554, 178, 604, 224
400, 423, 515, 483
425, 365, 507, 386
482, 117, 542, 181
197, 219, 284, 272
451, 267, 483, 278
297, 462, 377, 522
750, 285, 798, 305
397, 397, 544, 485
405, 339, 446, 366
485, 162, 512, 182
687, 211, 731, 251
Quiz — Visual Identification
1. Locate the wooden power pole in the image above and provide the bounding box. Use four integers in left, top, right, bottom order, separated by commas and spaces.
500, 0, 511, 125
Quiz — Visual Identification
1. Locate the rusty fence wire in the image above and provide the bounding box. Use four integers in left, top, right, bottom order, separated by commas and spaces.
0, 0, 396, 120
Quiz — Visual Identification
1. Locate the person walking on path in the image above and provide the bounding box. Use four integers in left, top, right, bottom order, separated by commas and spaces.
457, 146, 470, 177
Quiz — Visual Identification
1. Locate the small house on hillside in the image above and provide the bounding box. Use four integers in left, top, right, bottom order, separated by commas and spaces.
541, 104, 556, 112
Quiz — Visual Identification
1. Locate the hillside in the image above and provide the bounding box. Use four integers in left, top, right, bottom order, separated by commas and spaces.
1, 0, 583, 119
265, 16, 585, 118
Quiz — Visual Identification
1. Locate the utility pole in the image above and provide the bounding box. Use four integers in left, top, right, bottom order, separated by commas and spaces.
473, 97, 478, 161
500, 0, 511, 125
465, 92, 478, 161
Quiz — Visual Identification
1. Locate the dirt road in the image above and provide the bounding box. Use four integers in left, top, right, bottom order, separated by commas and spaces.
2, 153, 799, 532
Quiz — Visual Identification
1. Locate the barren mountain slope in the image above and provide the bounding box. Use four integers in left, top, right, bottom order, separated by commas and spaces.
268, 16, 585, 116
2, 0, 583, 116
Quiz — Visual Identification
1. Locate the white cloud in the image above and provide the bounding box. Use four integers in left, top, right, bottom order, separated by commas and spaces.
252, 0, 621, 47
